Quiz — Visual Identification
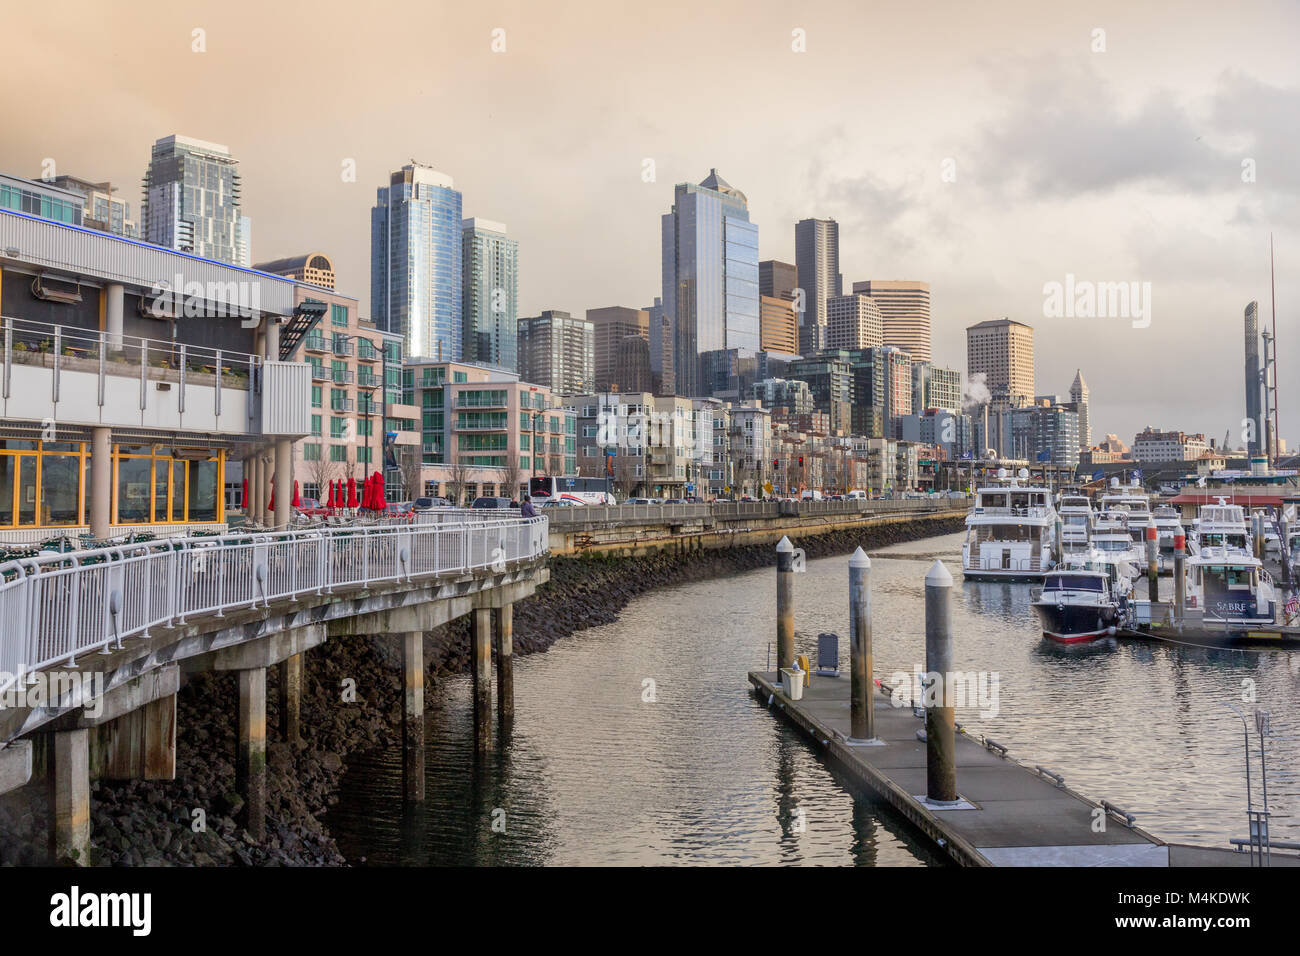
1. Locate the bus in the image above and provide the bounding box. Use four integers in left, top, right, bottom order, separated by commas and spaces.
529, 475, 615, 506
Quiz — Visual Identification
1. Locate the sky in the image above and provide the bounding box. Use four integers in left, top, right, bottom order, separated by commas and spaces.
2, 0, 1298, 449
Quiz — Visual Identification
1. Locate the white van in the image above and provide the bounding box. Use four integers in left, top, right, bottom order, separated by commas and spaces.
846, 490, 868, 500
800, 490, 823, 501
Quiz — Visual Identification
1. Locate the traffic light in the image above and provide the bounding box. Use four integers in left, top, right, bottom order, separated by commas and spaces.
798, 456, 804, 468
772, 459, 779, 470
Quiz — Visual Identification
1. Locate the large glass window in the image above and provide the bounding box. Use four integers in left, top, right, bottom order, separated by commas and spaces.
114, 446, 222, 525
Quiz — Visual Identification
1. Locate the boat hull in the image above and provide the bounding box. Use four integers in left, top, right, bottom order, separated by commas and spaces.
1033, 601, 1118, 643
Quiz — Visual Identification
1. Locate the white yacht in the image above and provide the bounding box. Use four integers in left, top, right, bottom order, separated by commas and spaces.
1031, 569, 1122, 643
962, 468, 1057, 581
1098, 482, 1152, 553
1181, 547, 1278, 628
1189, 498, 1252, 557
1057, 492, 1095, 553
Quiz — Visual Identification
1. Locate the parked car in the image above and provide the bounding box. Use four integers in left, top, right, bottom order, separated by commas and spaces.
662, 498, 688, 505
471, 496, 515, 509
411, 496, 450, 512
540, 497, 583, 508
383, 501, 413, 517
623, 497, 656, 505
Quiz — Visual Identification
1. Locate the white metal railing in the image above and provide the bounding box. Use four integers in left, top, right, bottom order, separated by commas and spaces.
0, 515, 548, 696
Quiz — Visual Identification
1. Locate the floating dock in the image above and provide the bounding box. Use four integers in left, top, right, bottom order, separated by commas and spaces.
749, 670, 1297, 866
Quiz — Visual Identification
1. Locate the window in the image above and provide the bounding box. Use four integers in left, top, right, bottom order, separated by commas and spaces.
311, 415, 322, 437
330, 445, 348, 462
304, 444, 322, 462
312, 385, 322, 408
331, 417, 348, 438
331, 303, 348, 327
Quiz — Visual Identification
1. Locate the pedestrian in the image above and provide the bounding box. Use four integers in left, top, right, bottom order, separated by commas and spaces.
520, 495, 537, 518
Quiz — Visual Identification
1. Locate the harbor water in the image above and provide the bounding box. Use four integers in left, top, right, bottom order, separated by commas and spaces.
328, 531, 1300, 864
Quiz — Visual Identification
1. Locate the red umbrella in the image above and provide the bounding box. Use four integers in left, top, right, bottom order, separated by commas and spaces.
369, 473, 380, 510
326, 480, 335, 508
363, 474, 374, 510
268, 481, 275, 511
242, 477, 249, 510
375, 471, 385, 509
292, 479, 301, 509
346, 476, 358, 509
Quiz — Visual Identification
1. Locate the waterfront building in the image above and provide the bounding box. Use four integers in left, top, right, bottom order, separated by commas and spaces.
661, 169, 760, 397
826, 293, 883, 351
588, 306, 650, 391
573, 391, 700, 498
407, 359, 575, 503
517, 310, 594, 396
851, 280, 931, 363
141, 135, 243, 264
795, 219, 841, 355
726, 401, 771, 497
0, 204, 310, 540
282, 286, 419, 502
461, 218, 518, 370
0, 172, 84, 227
371, 163, 463, 360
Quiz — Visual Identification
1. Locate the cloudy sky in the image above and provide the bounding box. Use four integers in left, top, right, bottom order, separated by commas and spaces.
3, 0, 1298, 448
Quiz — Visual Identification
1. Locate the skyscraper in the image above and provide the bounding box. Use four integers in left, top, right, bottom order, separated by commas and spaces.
661, 169, 760, 397
1244, 300, 1263, 455
645, 297, 673, 396
826, 293, 883, 351
371, 164, 463, 360
967, 318, 1034, 456
1069, 369, 1091, 449
588, 306, 650, 391
795, 219, 841, 354
461, 218, 519, 370
759, 259, 798, 300
850, 280, 931, 362
141, 135, 242, 263
517, 310, 594, 395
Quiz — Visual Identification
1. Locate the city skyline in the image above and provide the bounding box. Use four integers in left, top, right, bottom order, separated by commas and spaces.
2, 0, 1297, 448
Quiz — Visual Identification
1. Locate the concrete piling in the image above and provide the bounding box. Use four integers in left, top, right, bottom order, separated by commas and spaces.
494, 604, 514, 728
1146, 518, 1159, 602
48, 729, 90, 864
1282, 514, 1293, 590
278, 653, 302, 744
472, 607, 493, 750
236, 667, 267, 840
776, 536, 795, 673
848, 547, 874, 742
401, 632, 424, 802
924, 560, 957, 804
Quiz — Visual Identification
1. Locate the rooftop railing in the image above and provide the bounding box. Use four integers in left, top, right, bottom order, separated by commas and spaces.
0, 514, 548, 696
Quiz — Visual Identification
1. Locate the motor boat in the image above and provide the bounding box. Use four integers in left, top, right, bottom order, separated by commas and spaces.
962, 468, 1057, 581
1031, 569, 1121, 643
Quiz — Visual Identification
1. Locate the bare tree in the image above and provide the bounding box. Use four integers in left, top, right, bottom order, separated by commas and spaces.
498, 456, 523, 504
613, 451, 640, 500
306, 455, 339, 503
445, 457, 473, 506
397, 444, 423, 502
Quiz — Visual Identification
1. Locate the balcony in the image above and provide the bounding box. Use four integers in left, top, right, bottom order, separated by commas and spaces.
332, 339, 354, 357
357, 370, 381, 389
331, 368, 355, 385
356, 341, 380, 362
310, 364, 328, 381
330, 398, 355, 413
303, 333, 326, 353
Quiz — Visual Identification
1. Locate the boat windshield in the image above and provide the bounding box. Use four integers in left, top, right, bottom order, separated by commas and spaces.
1044, 575, 1104, 591
1095, 539, 1131, 552
1064, 515, 1090, 526
1202, 533, 1248, 549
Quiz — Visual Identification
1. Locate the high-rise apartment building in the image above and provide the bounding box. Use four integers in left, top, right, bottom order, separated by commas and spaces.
912, 361, 962, 413
826, 293, 884, 351
141, 135, 243, 263
661, 169, 760, 397
587, 306, 650, 391
1069, 369, 1091, 449
795, 219, 841, 355
966, 318, 1035, 407
371, 164, 463, 360
461, 218, 519, 371
517, 310, 594, 396
850, 280, 931, 363
645, 297, 673, 396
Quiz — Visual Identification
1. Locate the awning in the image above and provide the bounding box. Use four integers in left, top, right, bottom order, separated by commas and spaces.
1168, 492, 1287, 507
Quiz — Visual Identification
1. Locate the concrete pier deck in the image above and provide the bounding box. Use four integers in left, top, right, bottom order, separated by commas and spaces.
749, 670, 1296, 867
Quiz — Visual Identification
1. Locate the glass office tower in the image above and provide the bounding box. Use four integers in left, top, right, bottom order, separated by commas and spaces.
461, 218, 519, 371
371, 164, 463, 360
661, 169, 759, 397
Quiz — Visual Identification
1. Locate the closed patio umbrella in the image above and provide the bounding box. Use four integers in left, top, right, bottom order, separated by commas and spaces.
347, 476, 358, 509
292, 480, 301, 509
242, 477, 248, 510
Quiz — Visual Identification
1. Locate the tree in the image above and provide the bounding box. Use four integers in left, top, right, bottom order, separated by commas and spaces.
445, 456, 473, 506
498, 455, 523, 504
397, 444, 423, 502
306, 455, 339, 503
613, 450, 641, 500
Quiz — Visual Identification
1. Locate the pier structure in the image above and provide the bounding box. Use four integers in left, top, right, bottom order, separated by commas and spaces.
0, 512, 548, 859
